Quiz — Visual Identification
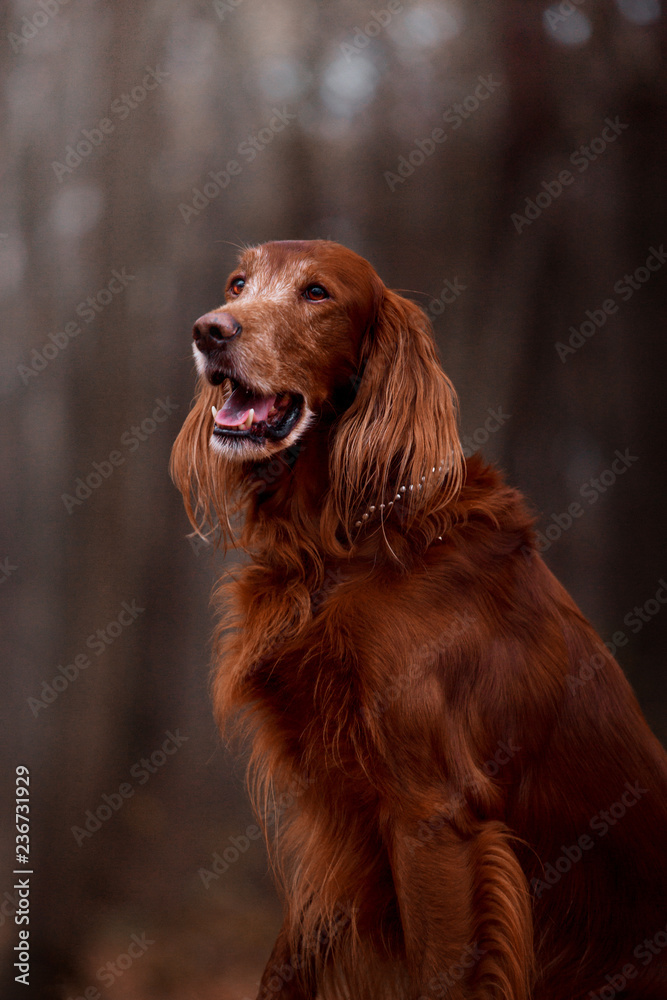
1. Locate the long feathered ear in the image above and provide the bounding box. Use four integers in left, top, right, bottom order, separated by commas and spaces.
326, 288, 464, 548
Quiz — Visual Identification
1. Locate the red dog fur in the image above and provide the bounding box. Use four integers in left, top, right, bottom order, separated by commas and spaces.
171, 240, 667, 999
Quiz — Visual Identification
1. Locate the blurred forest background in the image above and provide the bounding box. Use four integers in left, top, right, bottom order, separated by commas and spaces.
1, 0, 666, 996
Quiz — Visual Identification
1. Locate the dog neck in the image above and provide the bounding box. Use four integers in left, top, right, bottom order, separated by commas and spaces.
247, 422, 335, 540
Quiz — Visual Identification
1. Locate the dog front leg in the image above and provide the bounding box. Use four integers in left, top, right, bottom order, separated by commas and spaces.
390, 816, 534, 1000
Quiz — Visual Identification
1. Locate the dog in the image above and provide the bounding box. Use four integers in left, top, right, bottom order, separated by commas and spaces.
171, 239, 667, 999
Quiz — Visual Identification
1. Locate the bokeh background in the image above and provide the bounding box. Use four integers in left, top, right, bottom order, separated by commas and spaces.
1, 0, 666, 996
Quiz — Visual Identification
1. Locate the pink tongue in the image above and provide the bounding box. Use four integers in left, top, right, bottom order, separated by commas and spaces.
215, 384, 276, 427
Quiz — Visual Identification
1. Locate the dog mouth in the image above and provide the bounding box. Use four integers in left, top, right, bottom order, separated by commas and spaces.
210, 375, 303, 443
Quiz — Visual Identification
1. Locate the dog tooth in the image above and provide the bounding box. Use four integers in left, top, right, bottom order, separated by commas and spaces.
243, 409, 254, 430
211, 405, 218, 418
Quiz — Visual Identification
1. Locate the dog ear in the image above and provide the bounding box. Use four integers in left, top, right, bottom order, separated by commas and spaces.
326, 288, 464, 548
170, 377, 238, 545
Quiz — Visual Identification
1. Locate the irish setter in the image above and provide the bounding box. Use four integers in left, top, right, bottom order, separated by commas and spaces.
171, 240, 667, 999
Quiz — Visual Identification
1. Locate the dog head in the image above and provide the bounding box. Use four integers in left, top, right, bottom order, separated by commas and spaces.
172, 239, 463, 550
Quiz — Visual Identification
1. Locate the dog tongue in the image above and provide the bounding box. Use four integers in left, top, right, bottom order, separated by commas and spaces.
215, 384, 276, 427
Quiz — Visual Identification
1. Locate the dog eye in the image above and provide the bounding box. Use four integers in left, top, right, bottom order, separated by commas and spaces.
304, 284, 329, 301
229, 278, 245, 296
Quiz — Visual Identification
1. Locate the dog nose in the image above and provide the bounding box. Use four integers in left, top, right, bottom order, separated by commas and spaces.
192, 311, 242, 351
